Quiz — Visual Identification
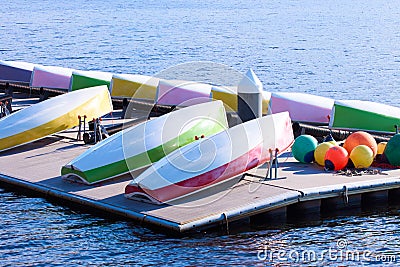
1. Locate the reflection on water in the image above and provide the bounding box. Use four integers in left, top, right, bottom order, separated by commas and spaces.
1, 189, 399, 266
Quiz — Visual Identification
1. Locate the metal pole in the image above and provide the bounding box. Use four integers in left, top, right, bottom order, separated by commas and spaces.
77, 115, 82, 140
274, 149, 279, 179
93, 119, 97, 144
268, 149, 273, 179
83, 115, 86, 134
97, 119, 103, 142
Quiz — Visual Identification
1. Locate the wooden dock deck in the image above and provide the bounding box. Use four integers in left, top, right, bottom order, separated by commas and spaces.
1, 94, 400, 235
1, 131, 400, 234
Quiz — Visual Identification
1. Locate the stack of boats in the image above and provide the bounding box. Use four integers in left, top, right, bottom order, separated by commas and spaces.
0, 60, 272, 112
1, 59, 400, 204
268, 92, 400, 134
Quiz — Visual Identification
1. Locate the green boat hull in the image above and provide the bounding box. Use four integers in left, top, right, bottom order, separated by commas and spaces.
61, 100, 228, 184
330, 100, 400, 133
71, 75, 111, 91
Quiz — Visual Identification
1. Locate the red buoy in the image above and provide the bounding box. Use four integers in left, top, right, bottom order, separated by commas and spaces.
324, 146, 349, 171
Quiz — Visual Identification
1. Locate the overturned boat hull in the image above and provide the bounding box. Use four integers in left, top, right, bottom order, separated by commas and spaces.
110, 74, 159, 100
156, 80, 212, 106
269, 92, 334, 124
30, 65, 74, 90
125, 111, 294, 204
70, 70, 113, 91
329, 100, 400, 133
211, 86, 271, 114
0, 60, 37, 84
0, 85, 112, 152
61, 100, 228, 184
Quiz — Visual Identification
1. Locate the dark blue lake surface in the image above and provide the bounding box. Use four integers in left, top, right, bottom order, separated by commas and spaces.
1, 0, 400, 265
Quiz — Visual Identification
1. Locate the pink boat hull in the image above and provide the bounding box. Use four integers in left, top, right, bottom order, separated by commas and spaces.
269, 92, 334, 124
31, 68, 72, 90
156, 80, 211, 106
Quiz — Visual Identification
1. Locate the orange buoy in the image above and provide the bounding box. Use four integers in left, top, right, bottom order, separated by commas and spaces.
343, 131, 377, 156
324, 146, 349, 171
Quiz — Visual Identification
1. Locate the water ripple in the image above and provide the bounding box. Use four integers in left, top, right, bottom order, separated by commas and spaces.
2, 0, 400, 265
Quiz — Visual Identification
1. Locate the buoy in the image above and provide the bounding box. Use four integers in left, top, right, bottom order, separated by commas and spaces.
324, 146, 349, 171
384, 134, 400, 166
350, 145, 374, 169
323, 134, 338, 146
324, 133, 334, 142
343, 131, 377, 156
292, 135, 318, 163
314, 142, 335, 166
328, 140, 338, 146
377, 142, 387, 155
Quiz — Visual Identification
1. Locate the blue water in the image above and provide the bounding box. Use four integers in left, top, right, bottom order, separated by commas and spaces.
1, 0, 400, 265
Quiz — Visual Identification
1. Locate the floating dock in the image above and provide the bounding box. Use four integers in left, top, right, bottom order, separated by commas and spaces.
1, 93, 400, 235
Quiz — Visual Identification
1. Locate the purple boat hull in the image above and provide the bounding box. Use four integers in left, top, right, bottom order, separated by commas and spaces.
0, 61, 36, 83
156, 80, 212, 106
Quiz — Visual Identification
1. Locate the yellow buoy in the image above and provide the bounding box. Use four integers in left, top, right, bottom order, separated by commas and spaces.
327, 140, 338, 146
349, 145, 374, 169
377, 142, 387, 155
314, 142, 335, 166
